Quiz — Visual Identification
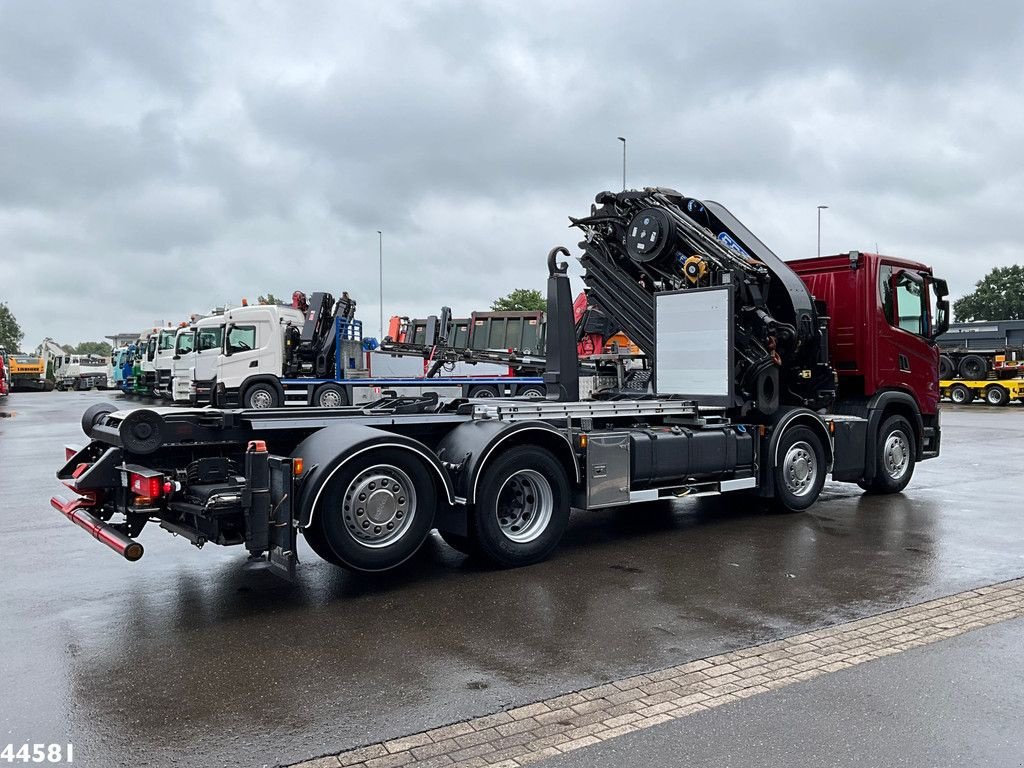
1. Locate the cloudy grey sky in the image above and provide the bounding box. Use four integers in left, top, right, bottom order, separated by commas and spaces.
2, 0, 1023, 348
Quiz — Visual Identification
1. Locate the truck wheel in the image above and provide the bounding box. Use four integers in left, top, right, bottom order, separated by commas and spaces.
471, 446, 570, 567
315, 384, 348, 408
301, 520, 343, 566
949, 383, 973, 404
985, 385, 1010, 406
313, 449, 436, 571
938, 355, 955, 380
517, 386, 545, 399
243, 382, 279, 409
771, 426, 826, 513
469, 385, 499, 398
958, 354, 987, 380
859, 415, 916, 494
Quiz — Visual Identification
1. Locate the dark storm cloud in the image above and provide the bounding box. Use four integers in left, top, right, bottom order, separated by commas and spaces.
1, 0, 1023, 347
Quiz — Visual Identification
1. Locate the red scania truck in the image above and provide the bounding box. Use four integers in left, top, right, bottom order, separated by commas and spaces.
51, 188, 947, 579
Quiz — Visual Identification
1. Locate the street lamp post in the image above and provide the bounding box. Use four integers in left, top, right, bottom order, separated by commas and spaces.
817, 205, 829, 257
377, 230, 383, 339
617, 136, 626, 191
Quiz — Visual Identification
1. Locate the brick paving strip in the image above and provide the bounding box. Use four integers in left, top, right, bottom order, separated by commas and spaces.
291, 578, 1024, 768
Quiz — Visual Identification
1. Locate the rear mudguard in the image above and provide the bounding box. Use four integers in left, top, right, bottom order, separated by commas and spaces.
435, 419, 581, 505
291, 423, 456, 529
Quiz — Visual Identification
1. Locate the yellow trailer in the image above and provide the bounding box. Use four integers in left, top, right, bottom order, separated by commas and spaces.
940, 378, 1024, 406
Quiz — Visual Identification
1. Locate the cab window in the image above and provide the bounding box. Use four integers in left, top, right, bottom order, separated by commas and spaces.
176, 331, 195, 355
197, 327, 223, 352
878, 265, 894, 325
226, 325, 256, 354
159, 331, 176, 351
894, 271, 927, 335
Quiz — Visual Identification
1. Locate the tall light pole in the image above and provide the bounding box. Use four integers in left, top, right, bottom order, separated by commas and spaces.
377, 230, 383, 339
816, 205, 828, 257
617, 136, 626, 191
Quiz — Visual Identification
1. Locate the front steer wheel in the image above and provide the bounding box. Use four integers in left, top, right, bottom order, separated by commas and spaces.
243, 382, 280, 409
311, 448, 437, 571
859, 415, 916, 494
470, 446, 570, 567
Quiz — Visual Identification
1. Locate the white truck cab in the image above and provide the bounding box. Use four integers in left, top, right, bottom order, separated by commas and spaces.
214, 304, 305, 409
190, 317, 226, 405
154, 327, 181, 398
170, 326, 197, 403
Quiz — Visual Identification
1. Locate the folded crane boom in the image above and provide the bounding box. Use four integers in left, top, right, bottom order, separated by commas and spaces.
571, 188, 835, 416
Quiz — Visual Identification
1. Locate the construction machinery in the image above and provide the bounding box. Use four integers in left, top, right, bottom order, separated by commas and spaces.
7, 353, 50, 392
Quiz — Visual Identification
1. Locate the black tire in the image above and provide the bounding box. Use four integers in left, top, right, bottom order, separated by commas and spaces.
243, 382, 280, 409
468, 385, 500, 398
958, 354, 987, 381
770, 426, 826, 513
949, 383, 974, 404
938, 355, 955, 380
985, 385, 1010, 407
517, 386, 546, 399
81, 401, 117, 437
314, 383, 348, 408
301, 520, 343, 566
311, 448, 437, 571
470, 446, 570, 567
859, 415, 916, 494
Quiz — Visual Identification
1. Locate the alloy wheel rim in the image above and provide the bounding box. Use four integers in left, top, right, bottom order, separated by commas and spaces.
342, 465, 416, 548
782, 441, 817, 497
883, 431, 909, 479
495, 469, 553, 543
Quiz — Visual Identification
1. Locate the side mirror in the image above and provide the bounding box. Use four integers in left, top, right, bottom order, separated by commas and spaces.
931, 278, 950, 338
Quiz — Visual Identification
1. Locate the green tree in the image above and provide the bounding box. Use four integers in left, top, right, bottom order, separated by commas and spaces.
491, 289, 545, 312
75, 341, 112, 357
953, 265, 1024, 321
0, 302, 24, 352
258, 293, 282, 305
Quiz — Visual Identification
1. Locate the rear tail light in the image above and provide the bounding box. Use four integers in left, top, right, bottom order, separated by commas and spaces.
130, 472, 164, 498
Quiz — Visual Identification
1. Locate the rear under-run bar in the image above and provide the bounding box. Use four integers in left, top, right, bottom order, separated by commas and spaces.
50, 495, 144, 562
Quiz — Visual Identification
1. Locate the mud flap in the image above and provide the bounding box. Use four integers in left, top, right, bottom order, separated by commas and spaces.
268, 456, 299, 580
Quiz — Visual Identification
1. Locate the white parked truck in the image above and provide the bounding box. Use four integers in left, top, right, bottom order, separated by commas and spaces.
53, 354, 109, 391
170, 316, 225, 405
209, 297, 545, 409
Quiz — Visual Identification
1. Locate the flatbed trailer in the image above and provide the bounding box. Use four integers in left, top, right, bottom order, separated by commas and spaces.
941, 378, 1024, 406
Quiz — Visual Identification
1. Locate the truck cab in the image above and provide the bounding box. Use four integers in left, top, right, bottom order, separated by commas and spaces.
154, 327, 180, 398
109, 347, 129, 389
213, 304, 306, 409
171, 316, 225, 405
788, 252, 949, 460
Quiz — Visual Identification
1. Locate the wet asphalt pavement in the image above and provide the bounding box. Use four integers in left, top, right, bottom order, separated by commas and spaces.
1, 391, 1023, 767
